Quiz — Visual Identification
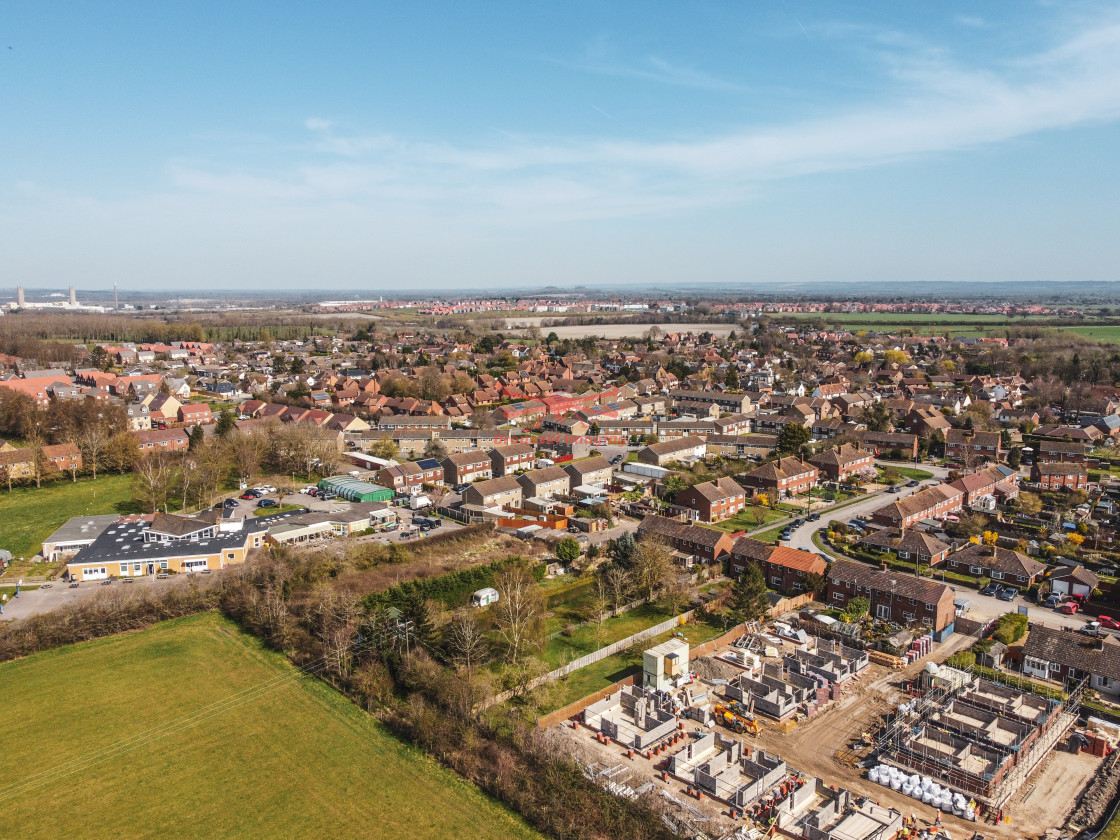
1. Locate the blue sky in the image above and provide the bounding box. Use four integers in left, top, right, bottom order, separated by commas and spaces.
3, 1, 1120, 292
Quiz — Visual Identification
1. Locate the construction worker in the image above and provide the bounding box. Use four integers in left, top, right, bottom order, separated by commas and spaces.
933, 809, 941, 828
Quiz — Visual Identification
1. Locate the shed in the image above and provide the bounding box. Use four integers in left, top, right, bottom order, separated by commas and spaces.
317, 475, 394, 503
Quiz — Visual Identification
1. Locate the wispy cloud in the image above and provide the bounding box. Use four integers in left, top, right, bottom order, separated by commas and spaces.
955, 15, 986, 29
147, 14, 1120, 227
553, 34, 747, 92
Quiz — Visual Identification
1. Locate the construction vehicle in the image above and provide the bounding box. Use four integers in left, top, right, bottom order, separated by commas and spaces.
714, 704, 761, 736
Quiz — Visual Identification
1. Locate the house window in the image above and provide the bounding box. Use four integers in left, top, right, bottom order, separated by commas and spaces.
991, 571, 1004, 580
970, 565, 983, 575
120, 563, 128, 574
922, 617, 932, 626
925, 603, 934, 611
160, 560, 168, 570
908, 597, 916, 605
903, 612, 915, 623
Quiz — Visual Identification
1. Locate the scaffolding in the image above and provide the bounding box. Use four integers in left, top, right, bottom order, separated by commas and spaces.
874, 664, 1087, 809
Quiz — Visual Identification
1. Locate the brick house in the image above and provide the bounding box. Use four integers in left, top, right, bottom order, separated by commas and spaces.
41, 443, 83, 473
673, 477, 748, 523
858, 529, 950, 567
134, 428, 190, 453
1030, 462, 1088, 491
1022, 625, 1120, 699
635, 515, 734, 564
854, 431, 919, 459
636, 435, 708, 466
945, 429, 1002, 464
869, 484, 964, 528
944, 543, 1045, 588
1035, 440, 1087, 464
826, 559, 956, 636
948, 464, 1020, 508
177, 403, 213, 426
739, 457, 819, 499
809, 443, 874, 482
728, 537, 827, 593
441, 451, 492, 485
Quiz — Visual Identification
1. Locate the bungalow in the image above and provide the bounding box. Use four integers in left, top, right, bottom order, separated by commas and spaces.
826, 559, 956, 636
854, 430, 919, 459
1022, 625, 1120, 699
673, 477, 748, 523
704, 433, 778, 461
945, 543, 1045, 587
728, 537, 827, 593
858, 529, 951, 567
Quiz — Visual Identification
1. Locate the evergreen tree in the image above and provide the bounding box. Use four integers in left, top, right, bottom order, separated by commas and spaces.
729, 564, 769, 624
188, 424, 205, 451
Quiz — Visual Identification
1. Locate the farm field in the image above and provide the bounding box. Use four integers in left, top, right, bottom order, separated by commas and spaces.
0, 612, 541, 840
1063, 325, 1120, 344
0, 473, 139, 568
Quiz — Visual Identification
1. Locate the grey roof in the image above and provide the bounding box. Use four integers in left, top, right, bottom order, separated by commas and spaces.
69, 514, 280, 566
1023, 625, 1120, 680
43, 515, 122, 545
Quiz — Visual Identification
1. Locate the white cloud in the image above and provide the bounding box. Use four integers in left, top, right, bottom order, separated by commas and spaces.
304, 117, 332, 132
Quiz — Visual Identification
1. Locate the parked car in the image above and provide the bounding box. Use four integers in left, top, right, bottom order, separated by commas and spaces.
807, 512, 821, 521
1059, 601, 1080, 615
256, 499, 278, 508
239, 492, 256, 500
979, 582, 1003, 597
1099, 615, 1120, 630
906, 479, 920, 487
223, 498, 239, 508
792, 518, 805, 528
1042, 594, 1061, 609
997, 586, 1019, 602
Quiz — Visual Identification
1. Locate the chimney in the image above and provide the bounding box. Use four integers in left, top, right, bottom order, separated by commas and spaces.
16, 286, 25, 307
69, 285, 76, 305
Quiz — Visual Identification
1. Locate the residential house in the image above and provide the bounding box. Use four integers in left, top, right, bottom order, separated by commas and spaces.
704, 434, 779, 461
948, 464, 1020, 509
562, 455, 613, 490
728, 537, 827, 593
135, 428, 191, 453
1030, 462, 1088, 491
488, 443, 536, 476
461, 476, 523, 509
1049, 565, 1101, 599
441, 451, 492, 485
854, 431, 919, 459
673, 477, 748, 523
826, 559, 956, 636
858, 529, 950, 567
636, 436, 707, 466
177, 403, 213, 426
739, 457, 819, 499
636, 516, 735, 564
869, 484, 964, 529
809, 444, 873, 482
945, 430, 1003, 464
1022, 625, 1120, 699
516, 466, 570, 499
945, 544, 1045, 587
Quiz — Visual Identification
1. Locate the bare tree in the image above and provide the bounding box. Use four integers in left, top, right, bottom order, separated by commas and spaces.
133, 452, 173, 513
74, 423, 108, 480
492, 562, 546, 664
227, 433, 263, 485
445, 612, 489, 675
604, 565, 633, 612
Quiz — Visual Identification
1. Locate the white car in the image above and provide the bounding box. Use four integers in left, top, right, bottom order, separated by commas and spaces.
261, 485, 277, 494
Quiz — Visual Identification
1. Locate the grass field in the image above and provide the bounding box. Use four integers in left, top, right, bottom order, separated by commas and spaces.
709, 507, 787, 534
1063, 325, 1120, 344
0, 612, 541, 840
877, 465, 934, 482
0, 473, 139, 563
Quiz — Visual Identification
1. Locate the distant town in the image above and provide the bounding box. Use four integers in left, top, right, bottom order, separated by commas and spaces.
2, 290, 1120, 840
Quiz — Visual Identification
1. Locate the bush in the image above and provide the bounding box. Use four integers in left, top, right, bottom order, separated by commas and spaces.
945, 650, 976, 669
992, 612, 1028, 646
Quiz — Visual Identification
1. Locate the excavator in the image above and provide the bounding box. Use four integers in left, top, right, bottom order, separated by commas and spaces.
714, 703, 761, 736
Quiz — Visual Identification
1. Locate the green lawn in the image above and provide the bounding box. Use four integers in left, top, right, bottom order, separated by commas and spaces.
1063, 325, 1120, 344
877, 465, 934, 482
0, 612, 541, 840
254, 503, 305, 516
543, 619, 727, 712
544, 601, 676, 668
0, 473, 139, 563
709, 507, 787, 534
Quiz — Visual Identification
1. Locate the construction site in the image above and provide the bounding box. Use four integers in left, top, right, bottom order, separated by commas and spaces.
547, 610, 1118, 840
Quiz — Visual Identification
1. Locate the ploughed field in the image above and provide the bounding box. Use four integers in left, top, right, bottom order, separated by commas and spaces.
0, 612, 541, 840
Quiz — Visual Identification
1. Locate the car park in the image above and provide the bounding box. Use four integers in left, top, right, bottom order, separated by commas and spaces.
997, 586, 1019, 602
979, 582, 1003, 597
